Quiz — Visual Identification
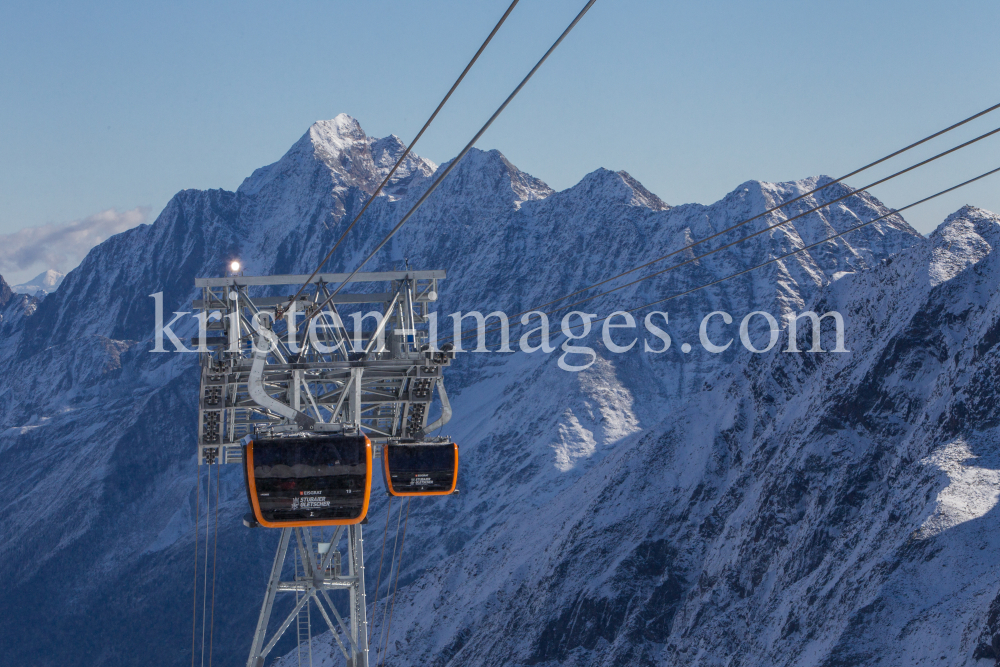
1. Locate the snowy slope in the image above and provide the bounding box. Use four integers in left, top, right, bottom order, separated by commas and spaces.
0, 114, 998, 667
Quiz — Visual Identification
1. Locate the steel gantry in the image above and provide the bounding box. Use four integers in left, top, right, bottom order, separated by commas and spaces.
193, 270, 454, 667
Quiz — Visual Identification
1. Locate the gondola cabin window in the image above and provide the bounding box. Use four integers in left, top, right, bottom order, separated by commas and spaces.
243, 435, 372, 527
383, 442, 458, 496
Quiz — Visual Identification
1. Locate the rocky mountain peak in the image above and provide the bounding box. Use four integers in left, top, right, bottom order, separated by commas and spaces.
304, 114, 372, 177
0, 274, 12, 308
308, 113, 367, 150
926, 205, 1000, 286
11, 269, 64, 296
368, 134, 437, 199
617, 170, 669, 210
428, 147, 553, 209
727, 176, 842, 217
554, 167, 665, 211
237, 114, 432, 202
932, 204, 1000, 244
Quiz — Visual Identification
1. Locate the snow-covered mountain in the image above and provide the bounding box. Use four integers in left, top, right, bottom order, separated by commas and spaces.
1, 114, 998, 667
11, 269, 65, 296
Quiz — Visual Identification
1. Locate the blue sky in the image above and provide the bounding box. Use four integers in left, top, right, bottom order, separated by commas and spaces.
1, 0, 999, 283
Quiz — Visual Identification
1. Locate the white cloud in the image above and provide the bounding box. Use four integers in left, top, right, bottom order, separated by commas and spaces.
0, 207, 149, 285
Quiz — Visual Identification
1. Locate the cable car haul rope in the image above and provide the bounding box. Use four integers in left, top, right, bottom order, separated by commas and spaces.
189, 0, 601, 661
440, 99, 1000, 346
185, 0, 1000, 665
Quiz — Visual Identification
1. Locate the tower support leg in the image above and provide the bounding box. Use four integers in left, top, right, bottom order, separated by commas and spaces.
247, 528, 293, 667
243, 526, 368, 667
348, 524, 369, 667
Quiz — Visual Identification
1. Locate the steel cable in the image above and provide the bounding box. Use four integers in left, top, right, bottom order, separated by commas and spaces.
200, 464, 211, 667
303, 0, 600, 327
191, 465, 201, 667
369, 497, 394, 649
375, 498, 406, 665
288, 0, 522, 305
450, 124, 1000, 345
527, 125, 1000, 318
521, 164, 1000, 341
614, 164, 1000, 319
208, 461, 220, 667
443, 101, 1000, 345
378, 498, 412, 667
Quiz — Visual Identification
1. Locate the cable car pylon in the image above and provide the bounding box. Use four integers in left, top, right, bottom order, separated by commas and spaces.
193, 270, 457, 667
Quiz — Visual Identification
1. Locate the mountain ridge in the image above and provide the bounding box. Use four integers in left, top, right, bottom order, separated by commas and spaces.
0, 114, 997, 667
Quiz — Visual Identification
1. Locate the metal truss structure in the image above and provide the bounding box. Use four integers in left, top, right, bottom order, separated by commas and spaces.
248, 525, 369, 667
192, 270, 454, 667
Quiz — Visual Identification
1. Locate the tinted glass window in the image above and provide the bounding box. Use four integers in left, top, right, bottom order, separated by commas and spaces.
250, 436, 369, 522
385, 443, 456, 493
386, 444, 454, 471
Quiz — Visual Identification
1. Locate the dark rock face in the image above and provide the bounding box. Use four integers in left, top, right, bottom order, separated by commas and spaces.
2, 114, 998, 667
0, 274, 12, 307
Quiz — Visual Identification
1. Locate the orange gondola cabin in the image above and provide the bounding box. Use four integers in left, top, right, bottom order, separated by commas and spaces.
243, 434, 372, 527
382, 442, 458, 496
